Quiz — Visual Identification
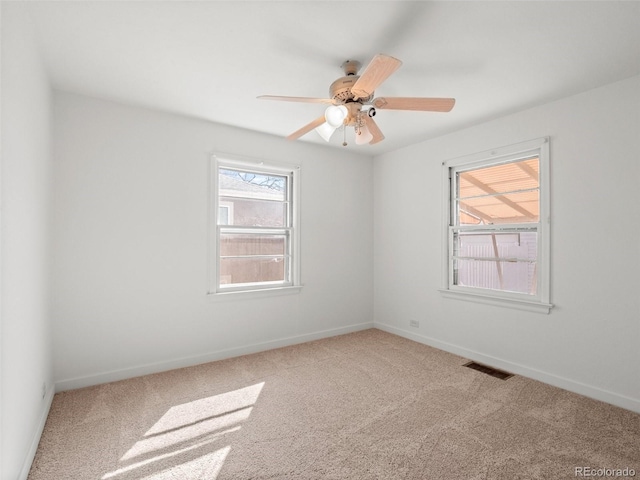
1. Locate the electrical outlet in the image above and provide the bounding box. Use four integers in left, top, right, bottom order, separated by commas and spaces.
41, 382, 46, 399
409, 319, 419, 328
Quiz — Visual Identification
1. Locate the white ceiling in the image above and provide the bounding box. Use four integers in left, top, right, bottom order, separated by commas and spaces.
24, 1, 640, 155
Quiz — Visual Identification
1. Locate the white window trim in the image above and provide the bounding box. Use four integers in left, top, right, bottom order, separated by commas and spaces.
207, 153, 302, 298
439, 137, 553, 314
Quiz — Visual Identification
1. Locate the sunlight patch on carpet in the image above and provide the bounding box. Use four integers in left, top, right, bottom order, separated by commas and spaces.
101, 382, 263, 479
102, 443, 231, 479
145, 382, 264, 437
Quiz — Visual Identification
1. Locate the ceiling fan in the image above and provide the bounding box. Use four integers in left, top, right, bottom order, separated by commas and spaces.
258, 54, 455, 146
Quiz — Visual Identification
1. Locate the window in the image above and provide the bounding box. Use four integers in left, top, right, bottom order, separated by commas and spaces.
209, 155, 300, 295
441, 138, 552, 313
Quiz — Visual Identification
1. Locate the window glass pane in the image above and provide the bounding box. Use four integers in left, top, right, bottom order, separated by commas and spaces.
218, 206, 230, 225
219, 168, 287, 201
457, 157, 539, 225
219, 234, 287, 257
218, 197, 287, 227
459, 190, 539, 225
215, 161, 296, 293
220, 257, 286, 286
453, 231, 537, 295
454, 259, 537, 295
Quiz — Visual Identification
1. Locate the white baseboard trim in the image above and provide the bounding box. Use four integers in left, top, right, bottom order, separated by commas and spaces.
55, 322, 374, 392
18, 385, 55, 480
374, 322, 640, 414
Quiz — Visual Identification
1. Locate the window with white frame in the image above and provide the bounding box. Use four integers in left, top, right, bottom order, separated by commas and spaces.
210, 156, 300, 294
441, 138, 552, 313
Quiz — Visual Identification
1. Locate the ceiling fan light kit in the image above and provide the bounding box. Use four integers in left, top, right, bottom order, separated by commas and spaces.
355, 123, 373, 145
315, 121, 337, 142
325, 105, 348, 128
258, 54, 455, 146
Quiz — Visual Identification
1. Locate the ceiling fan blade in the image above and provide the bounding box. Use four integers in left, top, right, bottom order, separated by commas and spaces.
258, 95, 335, 104
372, 97, 456, 112
363, 116, 385, 145
351, 54, 402, 99
286, 115, 327, 141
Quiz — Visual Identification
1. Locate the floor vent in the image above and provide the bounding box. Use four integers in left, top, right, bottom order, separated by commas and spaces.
464, 361, 513, 380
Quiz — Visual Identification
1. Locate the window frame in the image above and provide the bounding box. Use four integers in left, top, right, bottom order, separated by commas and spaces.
440, 138, 552, 313
208, 153, 301, 297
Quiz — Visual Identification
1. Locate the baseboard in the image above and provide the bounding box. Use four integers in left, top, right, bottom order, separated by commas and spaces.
55, 322, 374, 392
374, 322, 640, 414
18, 385, 55, 480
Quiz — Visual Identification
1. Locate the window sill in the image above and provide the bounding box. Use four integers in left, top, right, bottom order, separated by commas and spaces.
438, 289, 553, 314
208, 285, 303, 301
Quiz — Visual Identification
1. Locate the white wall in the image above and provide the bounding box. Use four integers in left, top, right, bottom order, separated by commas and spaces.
373, 75, 640, 412
52, 92, 374, 388
1, 4, 55, 479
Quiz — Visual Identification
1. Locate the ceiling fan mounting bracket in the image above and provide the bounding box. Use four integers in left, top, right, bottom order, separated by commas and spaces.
341, 60, 361, 76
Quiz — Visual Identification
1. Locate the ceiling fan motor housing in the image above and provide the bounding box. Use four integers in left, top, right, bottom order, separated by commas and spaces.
329, 76, 373, 104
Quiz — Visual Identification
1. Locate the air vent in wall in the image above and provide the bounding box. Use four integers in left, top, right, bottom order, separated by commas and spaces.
464, 361, 513, 380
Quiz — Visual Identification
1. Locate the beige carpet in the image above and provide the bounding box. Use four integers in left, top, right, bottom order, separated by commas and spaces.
28, 329, 640, 479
